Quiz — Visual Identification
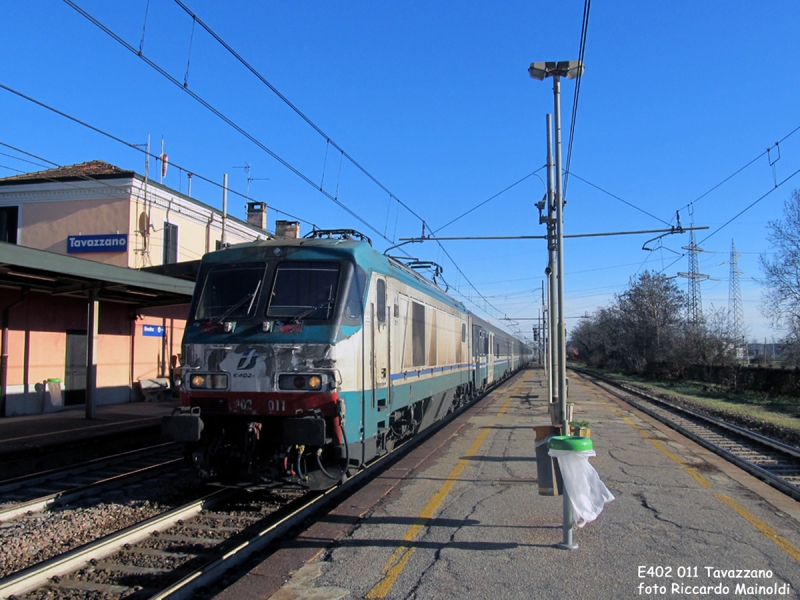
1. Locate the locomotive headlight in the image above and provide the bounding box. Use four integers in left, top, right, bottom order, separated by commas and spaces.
189, 374, 229, 389
279, 373, 328, 391
210, 374, 229, 389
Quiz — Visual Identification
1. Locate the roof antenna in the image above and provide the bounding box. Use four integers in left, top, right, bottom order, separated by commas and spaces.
235, 162, 270, 199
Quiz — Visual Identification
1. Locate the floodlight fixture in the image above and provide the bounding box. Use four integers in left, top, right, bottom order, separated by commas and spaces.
528, 60, 584, 81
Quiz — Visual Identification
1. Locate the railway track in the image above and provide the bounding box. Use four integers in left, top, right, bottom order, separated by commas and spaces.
0, 485, 314, 600
573, 367, 800, 501
0, 449, 396, 599
1, 424, 434, 600
0, 443, 186, 522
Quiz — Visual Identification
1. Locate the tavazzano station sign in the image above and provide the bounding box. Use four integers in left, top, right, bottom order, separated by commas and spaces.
67, 234, 128, 254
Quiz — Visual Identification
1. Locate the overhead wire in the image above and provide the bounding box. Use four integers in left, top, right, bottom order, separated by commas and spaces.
674, 124, 800, 221
137, 0, 151, 55
0, 150, 52, 170
0, 143, 60, 168
0, 84, 317, 230
567, 171, 672, 225
432, 167, 545, 234
654, 164, 800, 277
698, 166, 800, 246
562, 0, 591, 200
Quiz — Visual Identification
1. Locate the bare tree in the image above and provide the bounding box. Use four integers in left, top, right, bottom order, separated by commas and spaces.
759, 189, 800, 364
680, 306, 736, 367
568, 271, 685, 374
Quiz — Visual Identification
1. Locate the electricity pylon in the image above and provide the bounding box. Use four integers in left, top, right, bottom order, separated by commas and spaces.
678, 228, 709, 325
728, 239, 745, 360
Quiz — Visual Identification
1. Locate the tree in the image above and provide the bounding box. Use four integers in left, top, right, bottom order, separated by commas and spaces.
568, 271, 686, 374
617, 271, 686, 372
759, 189, 800, 365
678, 306, 737, 367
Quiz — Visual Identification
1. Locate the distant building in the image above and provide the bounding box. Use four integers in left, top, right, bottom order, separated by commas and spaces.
747, 342, 785, 364
0, 161, 278, 416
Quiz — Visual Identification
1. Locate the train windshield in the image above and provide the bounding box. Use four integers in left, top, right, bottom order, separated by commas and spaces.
194, 263, 265, 320
267, 261, 340, 320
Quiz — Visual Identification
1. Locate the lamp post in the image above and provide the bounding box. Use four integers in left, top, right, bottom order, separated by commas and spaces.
529, 59, 583, 550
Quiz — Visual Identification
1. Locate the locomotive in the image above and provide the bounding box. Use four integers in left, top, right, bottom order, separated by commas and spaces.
162, 229, 531, 490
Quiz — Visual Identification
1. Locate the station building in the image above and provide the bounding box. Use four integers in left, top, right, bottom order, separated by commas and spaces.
0, 160, 289, 416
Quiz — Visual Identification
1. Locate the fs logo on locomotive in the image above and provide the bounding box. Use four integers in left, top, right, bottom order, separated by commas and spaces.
236, 348, 258, 370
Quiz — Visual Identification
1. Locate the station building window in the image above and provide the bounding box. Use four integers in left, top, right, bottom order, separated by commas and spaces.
0, 206, 18, 244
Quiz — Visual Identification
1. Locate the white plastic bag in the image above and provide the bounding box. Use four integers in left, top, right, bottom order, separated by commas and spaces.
548, 448, 615, 527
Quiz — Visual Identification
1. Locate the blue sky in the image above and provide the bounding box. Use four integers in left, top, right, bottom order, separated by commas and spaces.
2, 1, 799, 344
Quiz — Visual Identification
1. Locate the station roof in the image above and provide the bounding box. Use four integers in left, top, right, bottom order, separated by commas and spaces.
0, 242, 194, 307
0, 160, 135, 186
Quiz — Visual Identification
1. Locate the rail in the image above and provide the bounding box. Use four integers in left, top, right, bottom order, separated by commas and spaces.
572, 367, 800, 501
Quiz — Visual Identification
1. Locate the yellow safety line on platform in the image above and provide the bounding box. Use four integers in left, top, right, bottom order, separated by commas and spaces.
715, 493, 800, 563
588, 387, 713, 488
365, 376, 524, 598
623, 415, 712, 489
583, 378, 800, 564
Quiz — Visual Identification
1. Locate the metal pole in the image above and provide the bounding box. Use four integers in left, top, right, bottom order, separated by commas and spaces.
221, 173, 228, 247
85, 290, 99, 420
553, 74, 577, 550
545, 114, 557, 407
544, 294, 553, 403
540, 285, 544, 366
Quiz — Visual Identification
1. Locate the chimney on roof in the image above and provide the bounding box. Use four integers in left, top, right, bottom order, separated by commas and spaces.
246, 201, 266, 230
275, 220, 300, 239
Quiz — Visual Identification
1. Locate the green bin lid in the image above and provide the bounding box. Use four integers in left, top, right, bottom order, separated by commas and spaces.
46, 378, 62, 383
548, 435, 593, 451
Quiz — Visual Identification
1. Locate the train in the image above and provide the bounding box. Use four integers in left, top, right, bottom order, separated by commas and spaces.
162, 229, 532, 490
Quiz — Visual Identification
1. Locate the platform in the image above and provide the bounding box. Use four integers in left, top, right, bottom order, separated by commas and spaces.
0, 397, 178, 461
215, 366, 800, 599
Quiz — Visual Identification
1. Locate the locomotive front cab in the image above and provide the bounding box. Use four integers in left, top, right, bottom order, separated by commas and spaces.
162, 244, 367, 490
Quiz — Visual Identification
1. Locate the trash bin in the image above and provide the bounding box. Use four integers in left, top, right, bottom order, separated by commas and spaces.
46, 378, 63, 409
533, 424, 563, 496
548, 435, 615, 527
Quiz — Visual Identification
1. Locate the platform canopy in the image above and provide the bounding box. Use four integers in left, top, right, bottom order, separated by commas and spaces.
0, 242, 195, 307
